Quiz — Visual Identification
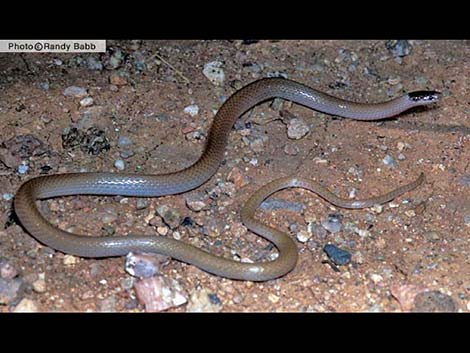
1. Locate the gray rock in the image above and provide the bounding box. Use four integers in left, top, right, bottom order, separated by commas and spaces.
287, 118, 310, 140
458, 175, 470, 187
0, 259, 18, 279
321, 214, 343, 233
114, 159, 125, 170
87, 56, 103, 71
99, 295, 117, 312
308, 222, 328, 239
185, 192, 209, 212
412, 291, 457, 312
323, 244, 351, 266
156, 205, 182, 229
385, 40, 412, 58
63, 86, 88, 98
0, 278, 23, 305
136, 199, 149, 210
382, 154, 397, 168
2, 193, 13, 201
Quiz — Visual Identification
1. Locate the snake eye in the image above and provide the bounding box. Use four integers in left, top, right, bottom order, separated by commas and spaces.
408, 90, 441, 103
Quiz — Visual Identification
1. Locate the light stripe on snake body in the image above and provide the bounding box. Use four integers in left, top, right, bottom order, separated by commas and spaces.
14, 78, 440, 281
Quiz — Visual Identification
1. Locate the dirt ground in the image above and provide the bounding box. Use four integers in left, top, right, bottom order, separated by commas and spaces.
0, 40, 468, 312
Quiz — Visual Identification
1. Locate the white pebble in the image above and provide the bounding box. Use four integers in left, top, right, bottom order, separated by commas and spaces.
18, 162, 29, 174
63, 254, 78, 266
80, 97, 94, 107
2, 193, 13, 201
184, 105, 199, 117
202, 61, 225, 85
370, 274, 383, 284
114, 159, 125, 170
296, 230, 312, 243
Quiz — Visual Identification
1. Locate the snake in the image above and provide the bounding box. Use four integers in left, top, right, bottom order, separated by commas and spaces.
13, 78, 440, 281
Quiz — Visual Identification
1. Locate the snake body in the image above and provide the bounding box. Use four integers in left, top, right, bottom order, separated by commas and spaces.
14, 78, 439, 281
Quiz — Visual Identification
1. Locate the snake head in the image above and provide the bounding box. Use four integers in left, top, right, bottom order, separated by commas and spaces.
408, 90, 441, 104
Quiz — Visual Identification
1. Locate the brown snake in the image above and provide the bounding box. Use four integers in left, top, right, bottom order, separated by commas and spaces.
14, 78, 440, 281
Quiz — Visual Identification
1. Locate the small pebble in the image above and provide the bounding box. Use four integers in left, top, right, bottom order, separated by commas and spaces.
87, 56, 103, 70
136, 199, 149, 210
63, 86, 88, 98
0, 278, 23, 304
109, 73, 128, 86
424, 231, 440, 242
2, 193, 14, 201
383, 155, 397, 168
308, 222, 328, 239
185, 192, 209, 212
321, 214, 343, 234
79, 97, 94, 107
39, 82, 49, 90
464, 215, 470, 226
412, 291, 457, 312
32, 279, 47, 293
17, 162, 29, 174
202, 61, 225, 86
187, 288, 222, 312
157, 226, 169, 236
296, 230, 312, 243
397, 153, 406, 161
63, 254, 78, 266
283, 144, 299, 156
99, 295, 117, 312
118, 136, 132, 147
108, 49, 124, 69
0, 260, 18, 279
114, 159, 125, 170
287, 118, 310, 140
370, 274, 383, 284
385, 40, 412, 58
12, 298, 39, 312
323, 244, 351, 266
100, 207, 118, 224
156, 205, 181, 229
184, 105, 199, 117
134, 276, 187, 312
125, 252, 170, 279
227, 167, 250, 188
370, 204, 384, 214
458, 175, 470, 187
